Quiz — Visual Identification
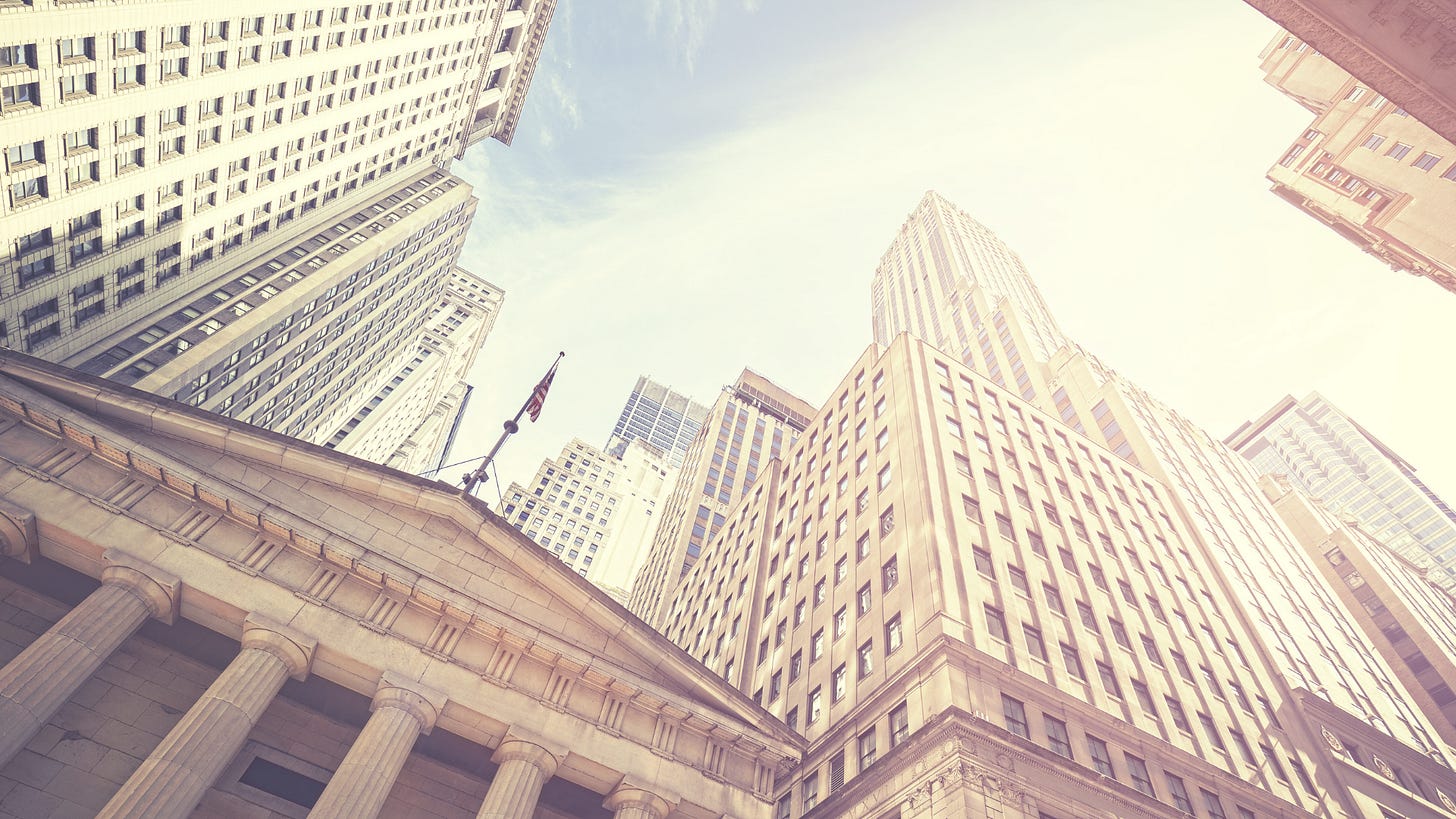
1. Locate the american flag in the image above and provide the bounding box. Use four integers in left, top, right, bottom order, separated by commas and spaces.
525, 362, 558, 422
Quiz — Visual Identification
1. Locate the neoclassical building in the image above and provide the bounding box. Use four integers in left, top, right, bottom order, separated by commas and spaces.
0, 349, 801, 819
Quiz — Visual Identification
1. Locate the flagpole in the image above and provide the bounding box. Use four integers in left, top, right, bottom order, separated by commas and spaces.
462, 351, 564, 497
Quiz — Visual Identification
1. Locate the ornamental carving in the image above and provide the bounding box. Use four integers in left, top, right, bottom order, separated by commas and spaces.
1322, 727, 1344, 754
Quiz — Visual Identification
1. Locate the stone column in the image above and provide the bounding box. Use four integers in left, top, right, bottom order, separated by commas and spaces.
308, 674, 447, 819
97, 615, 315, 819
0, 550, 179, 768
604, 785, 674, 819
476, 738, 560, 819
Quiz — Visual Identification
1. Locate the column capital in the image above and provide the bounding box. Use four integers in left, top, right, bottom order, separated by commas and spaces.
0, 497, 39, 564
491, 736, 561, 778
604, 784, 675, 818
374, 671, 448, 734
242, 614, 317, 680
102, 549, 182, 624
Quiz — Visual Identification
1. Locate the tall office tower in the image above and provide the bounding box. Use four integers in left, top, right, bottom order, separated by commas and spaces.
847, 191, 1456, 817
1227, 392, 1456, 593
1263, 474, 1456, 745
628, 369, 815, 628
1258, 32, 1456, 294
498, 435, 677, 603
608, 375, 710, 468
0, 0, 554, 440
870, 191, 1067, 370
327, 268, 504, 471
660, 336, 1452, 819
1241, 3, 1456, 145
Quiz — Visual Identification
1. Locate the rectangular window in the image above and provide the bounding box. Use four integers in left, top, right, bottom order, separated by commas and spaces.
1044, 715, 1072, 758
889, 701, 909, 747
1087, 734, 1114, 777
1413, 152, 1442, 171
1166, 773, 1193, 813
885, 613, 903, 654
1385, 142, 1412, 160
1023, 625, 1047, 661
1126, 754, 1154, 796
1060, 643, 1084, 679
985, 605, 1007, 642
858, 729, 877, 771
1002, 694, 1029, 739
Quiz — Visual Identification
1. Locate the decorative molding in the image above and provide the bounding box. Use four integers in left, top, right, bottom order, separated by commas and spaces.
0, 381, 801, 795
0, 496, 39, 564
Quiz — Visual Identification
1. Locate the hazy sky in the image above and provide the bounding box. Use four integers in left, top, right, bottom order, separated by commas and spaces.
445, 1, 1456, 506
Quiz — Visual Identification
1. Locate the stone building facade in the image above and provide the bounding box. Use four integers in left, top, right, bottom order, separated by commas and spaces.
1257, 31, 1456, 294
1241, 0, 1456, 146
0, 349, 801, 819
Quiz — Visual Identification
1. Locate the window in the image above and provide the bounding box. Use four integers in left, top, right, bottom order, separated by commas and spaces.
1362, 133, 1386, 150
1009, 566, 1029, 595
879, 505, 895, 536
114, 65, 145, 89
1023, 625, 1047, 661
1087, 734, 1114, 777
973, 547, 995, 577
985, 605, 1008, 642
889, 702, 910, 746
1, 44, 35, 69
1413, 152, 1442, 171
1, 81, 40, 111
59, 72, 95, 99
1044, 584, 1065, 615
885, 613, 903, 654
10, 177, 46, 205
1044, 715, 1072, 758
882, 556, 899, 591
1132, 680, 1155, 714
1077, 601, 1098, 631
858, 639, 874, 677
1126, 754, 1154, 796
807, 687, 822, 723
833, 606, 847, 638
1002, 694, 1029, 738
1096, 661, 1121, 698
1385, 142, 1412, 160
6, 140, 43, 169
828, 751, 845, 794
1109, 618, 1130, 649
1201, 790, 1227, 819
1166, 773, 1193, 813
1060, 643, 1084, 679
858, 728, 877, 770
801, 772, 818, 812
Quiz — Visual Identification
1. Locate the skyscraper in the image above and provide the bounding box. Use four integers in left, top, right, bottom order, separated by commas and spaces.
628, 369, 815, 628
645, 191, 1456, 818
608, 375, 710, 468
1258, 31, 1456, 294
0, 0, 554, 448
325, 268, 503, 471
1262, 473, 1456, 745
1228, 391, 1456, 593
498, 435, 677, 602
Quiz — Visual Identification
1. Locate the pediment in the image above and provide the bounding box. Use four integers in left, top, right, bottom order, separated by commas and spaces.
0, 351, 801, 756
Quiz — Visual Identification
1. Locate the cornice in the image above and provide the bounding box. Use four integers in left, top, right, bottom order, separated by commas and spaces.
496, 0, 557, 146
0, 371, 800, 801
0, 351, 802, 753
1246, 0, 1456, 143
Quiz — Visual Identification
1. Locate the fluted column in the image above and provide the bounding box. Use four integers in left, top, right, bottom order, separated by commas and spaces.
604, 785, 674, 819
308, 674, 447, 819
98, 615, 315, 819
0, 550, 179, 768
476, 738, 560, 819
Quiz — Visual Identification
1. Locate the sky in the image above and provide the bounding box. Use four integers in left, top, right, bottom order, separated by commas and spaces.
444, 0, 1456, 508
